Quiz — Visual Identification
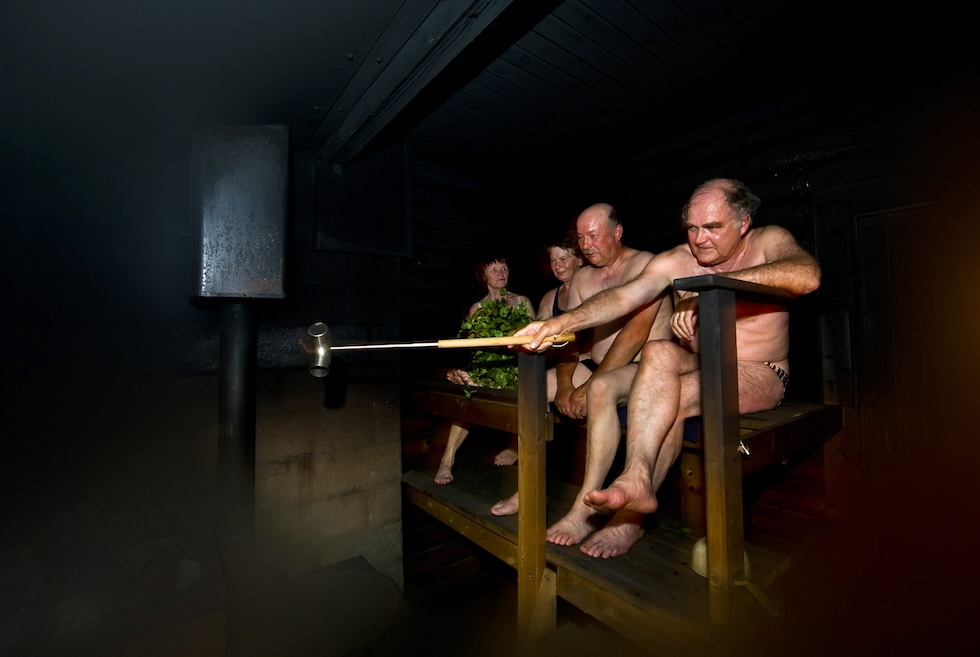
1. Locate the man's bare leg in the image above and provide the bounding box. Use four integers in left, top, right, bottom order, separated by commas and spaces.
578, 405, 693, 558
636, 362, 781, 495
435, 422, 470, 484
585, 350, 785, 526
585, 341, 699, 516
489, 362, 596, 516
547, 366, 637, 546
579, 344, 703, 557
579, 370, 698, 557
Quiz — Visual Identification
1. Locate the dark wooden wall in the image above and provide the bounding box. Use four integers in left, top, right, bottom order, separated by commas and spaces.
399, 160, 559, 380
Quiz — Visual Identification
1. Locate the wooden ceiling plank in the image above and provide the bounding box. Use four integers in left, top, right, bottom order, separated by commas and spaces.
306, 0, 438, 149
679, 0, 759, 63
484, 56, 606, 124
587, 0, 709, 84
315, 0, 518, 163
552, 0, 683, 96
533, 14, 668, 104
627, 0, 728, 72
496, 44, 614, 118
518, 27, 653, 110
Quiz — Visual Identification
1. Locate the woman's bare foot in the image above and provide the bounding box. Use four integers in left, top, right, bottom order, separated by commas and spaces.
434, 462, 453, 485
579, 510, 645, 558
446, 368, 478, 386
490, 492, 519, 516
493, 448, 518, 466
546, 504, 602, 546
583, 475, 659, 515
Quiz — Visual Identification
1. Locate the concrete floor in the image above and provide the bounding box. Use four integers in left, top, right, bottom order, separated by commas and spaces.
0, 374, 583, 657
0, 371, 937, 657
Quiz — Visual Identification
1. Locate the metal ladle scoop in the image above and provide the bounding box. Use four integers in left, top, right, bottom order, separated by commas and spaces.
306, 322, 575, 377
690, 536, 783, 617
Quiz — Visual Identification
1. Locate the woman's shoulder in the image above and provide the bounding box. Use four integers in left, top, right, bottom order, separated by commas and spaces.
468, 298, 486, 316
505, 292, 533, 310
538, 287, 558, 305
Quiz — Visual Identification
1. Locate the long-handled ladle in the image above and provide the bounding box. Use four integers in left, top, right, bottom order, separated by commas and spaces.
306, 322, 574, 377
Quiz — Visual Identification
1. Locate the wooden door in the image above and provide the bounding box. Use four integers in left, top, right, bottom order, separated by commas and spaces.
855, 197, 980, 651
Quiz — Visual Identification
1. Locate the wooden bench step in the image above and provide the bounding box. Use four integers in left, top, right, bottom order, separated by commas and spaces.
409, 381, 842, 481
403, 456, 790, 654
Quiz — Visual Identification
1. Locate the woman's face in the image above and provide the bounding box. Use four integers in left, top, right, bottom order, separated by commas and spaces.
484, 260, 510, 290
548, 246, 582, 284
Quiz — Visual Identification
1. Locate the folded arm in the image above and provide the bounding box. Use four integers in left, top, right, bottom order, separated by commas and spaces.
726, 225, 821, 296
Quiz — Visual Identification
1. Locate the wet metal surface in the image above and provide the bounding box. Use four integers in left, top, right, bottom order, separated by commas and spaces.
190, 125, 288, 300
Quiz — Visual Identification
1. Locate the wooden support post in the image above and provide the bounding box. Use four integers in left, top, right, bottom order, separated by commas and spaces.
516, 351, 555, 651
696, 284, 745, 637
675, 274, 796, 651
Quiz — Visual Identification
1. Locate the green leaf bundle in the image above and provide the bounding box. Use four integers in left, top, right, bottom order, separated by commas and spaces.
457, 293, 532, 392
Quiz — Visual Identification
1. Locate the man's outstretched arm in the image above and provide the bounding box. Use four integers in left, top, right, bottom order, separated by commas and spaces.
516, 251, 680, 350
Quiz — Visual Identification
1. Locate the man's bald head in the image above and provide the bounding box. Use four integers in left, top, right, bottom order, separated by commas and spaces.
576, 203, 624, 268
683, 178, 760, 228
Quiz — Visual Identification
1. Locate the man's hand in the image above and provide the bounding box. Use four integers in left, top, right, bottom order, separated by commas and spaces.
554, 383, 588, 420
565, 384, 589, 419
514, 318, 566, 352
671, 296, 700, 342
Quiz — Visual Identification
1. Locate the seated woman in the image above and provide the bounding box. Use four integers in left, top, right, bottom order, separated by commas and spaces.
537, 231, 584, 321
435, 236, 587, 484
435, 255, 533, 484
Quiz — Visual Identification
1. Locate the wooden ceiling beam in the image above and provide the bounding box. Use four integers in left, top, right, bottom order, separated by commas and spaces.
310, 0, 517, 164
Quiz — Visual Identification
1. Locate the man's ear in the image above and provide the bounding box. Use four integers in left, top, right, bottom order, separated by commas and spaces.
614, 223, 624, 241
739, 217, 752, 237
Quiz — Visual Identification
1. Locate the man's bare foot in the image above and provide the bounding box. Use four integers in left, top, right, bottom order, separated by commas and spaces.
579, 510, 645, 558
490, 492, 519, 516
434, 462, 453, 485
546, 505, 601, 546
583, 476, 659, 515
493, 448, 518, 466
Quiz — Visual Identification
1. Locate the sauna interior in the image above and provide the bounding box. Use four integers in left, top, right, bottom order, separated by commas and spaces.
2, 2, 978, 656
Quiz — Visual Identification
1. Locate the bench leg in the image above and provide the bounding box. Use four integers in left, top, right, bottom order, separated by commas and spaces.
524, 567, 557, 653
679, 450, 707, 530
516, 352, 552, 649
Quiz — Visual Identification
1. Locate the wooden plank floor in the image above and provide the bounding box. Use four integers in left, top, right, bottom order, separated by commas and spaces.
403, 453, 791, 654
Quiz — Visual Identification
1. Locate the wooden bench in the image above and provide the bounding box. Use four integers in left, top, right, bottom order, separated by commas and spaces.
406, 380, 838, 530
402, 275, 843, 653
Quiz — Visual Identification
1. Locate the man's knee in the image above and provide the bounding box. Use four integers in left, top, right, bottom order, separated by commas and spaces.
640, 340, 686, 373
587, 371, 618, 404
641, 339, 675, 361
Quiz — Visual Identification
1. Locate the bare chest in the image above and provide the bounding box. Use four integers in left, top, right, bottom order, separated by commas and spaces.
582, 267, 625, 297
